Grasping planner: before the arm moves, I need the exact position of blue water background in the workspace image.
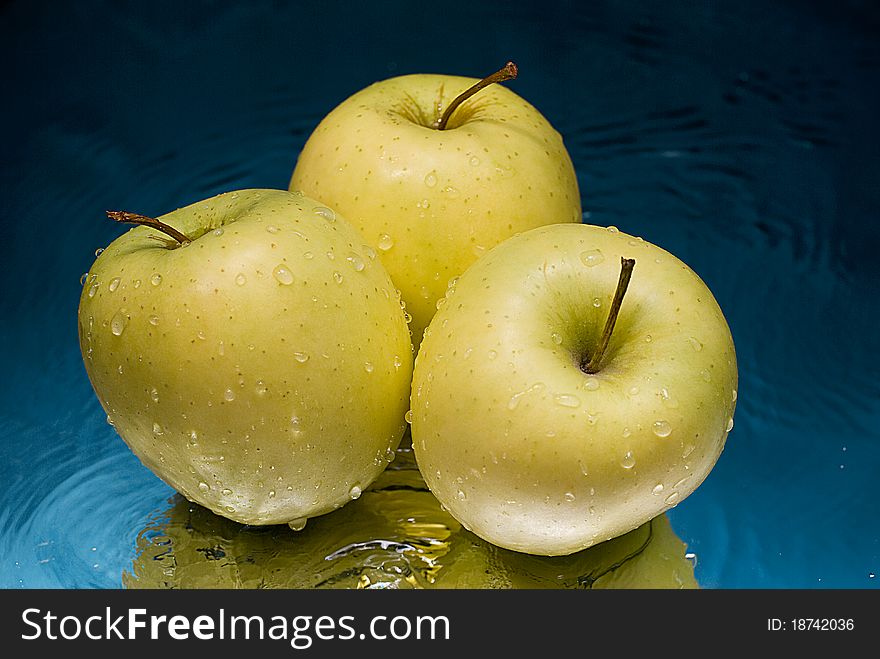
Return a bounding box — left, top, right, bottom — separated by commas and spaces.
1, 0, 878, 588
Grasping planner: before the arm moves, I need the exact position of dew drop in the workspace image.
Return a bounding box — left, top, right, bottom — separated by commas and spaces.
363, 361, 374, 373
405, 410, 414, 424
579, 249, 604, 267
377, 234, 394, 251
265, 224, 279, 234
732, 389, 738, 402
188, 430, 198, 446
110, 311, 127, 336
288, 518, 307, 531
469, 156, 480, 166
424, 171, 438, 187
80, 273, 88, 286
198, 481, 209, 493
456, 489, 467, 501
148, 314, 159, 326
235, 273, 247, 286
293, 351, 309, 363
700, 369, 712, 382
349, 484, 362, 500
487, 349, 498, 360
313, 206, 336, 221
682, 443, 696, 458
622, 427, 632, 438
620, 451, 636, 469
652, 420, 672, 437
347, 254, 365, 272
584, 377, 599, 391
664, 492, 680, 505
726, 417, 734, 432
303, 251, 314, 260
578, 460, 589, 476
255, 380, 268, 396
442, 186, 459, 198
221, 488, 233, 496
149, 387, 160, 403
393, 355, 402, 370
94, 247, 104, 257
133, 279, 141, 289
224, 388, 235, 402
108, 277, 120, 292
606, 226, 619, 233
213, 228, 224, 237
688, 336, 703, 352
152, 422, 164, 435
554, 393, 581, 408
272, 264, 294, 285
150, 273, 162, 286
551, 332, 563, 345
652, 483, 665, 495
332, 271, 344, 284
88, 282, 99, 298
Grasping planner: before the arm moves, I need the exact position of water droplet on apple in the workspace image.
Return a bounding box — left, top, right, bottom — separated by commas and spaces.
148, 314, 159, 326
701, 369, 712, 382
424, 171, 438, 187
272, 264, 294, 285
198, 481, 209, 493
732, 389, 738, 402
188, 430, 198, 446
488, 350, 498, 360
313, 206, 336, 222
584, 377, 600, 391
88, 282, 99, 298
622, 427, 632, 438
133, 279, 141, 288
592, 297, 602, 308
224, 505, 236, 514
293, 351, 309, 363
469, 156, 480, 166
404, 410, 414, 424
80, 273, 88, 286
235, 273, 247, 286
213, 227, 224, 237
266, 225, 279, 234
682, 443, 696, 458
149, 387, 159, 403
579, 249, 604, 267
349, 484, 362, 500
564, 492, 576, 502
620, 451, 636, 469
726, 417, 734, 432
221, 488, 233, 496
347, 253, 365, 271
108, 277, 120, 292
606, 226, 619, 233
106, 414, 114, 427
627, 386, 640, 397
554, 393, 581, 408
664, 492, 680, 505
442, 186, 460, 198
377, 234, 394, 251
110, 311, 127, 336
224, 388, 235, 402
652, 483, 665, 495
551, 332, 563, 345
363, 361, 374, 373
688, 336, 703, 351
659, 387, 679, 408
419, 285, 431, 299
435, 297, 447, 310
288, 518, 307, 531
652, 420, 672, 437
333, 271, 344, 284
94, 247, 104, 257
116, 365, 123, 374
152, 422, 163, 435
150, 273, 162, 286
255, 381, 268, 396
456, 489, 467, 501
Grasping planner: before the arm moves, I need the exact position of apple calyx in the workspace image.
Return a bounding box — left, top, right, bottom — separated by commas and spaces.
432, 61, 518, 130
581, 257, 635, 374
106, 210, 191, 247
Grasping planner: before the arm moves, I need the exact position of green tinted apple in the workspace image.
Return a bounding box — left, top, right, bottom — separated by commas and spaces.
78, 189, 413, 526
289, 63, 581, 348
411, 223, 737, 555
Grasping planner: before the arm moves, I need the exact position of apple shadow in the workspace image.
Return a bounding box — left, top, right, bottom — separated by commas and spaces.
123, 442, 698, 589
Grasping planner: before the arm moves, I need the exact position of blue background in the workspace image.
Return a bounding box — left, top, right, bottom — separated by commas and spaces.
1, 0, 878, 588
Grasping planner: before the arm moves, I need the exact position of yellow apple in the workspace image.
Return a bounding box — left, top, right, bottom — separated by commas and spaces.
411, 223, 738, 555
78, 189, 413, 526
289, 63, 581, 348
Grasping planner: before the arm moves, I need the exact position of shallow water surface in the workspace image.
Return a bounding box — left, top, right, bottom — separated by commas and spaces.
0, 0, 878, 588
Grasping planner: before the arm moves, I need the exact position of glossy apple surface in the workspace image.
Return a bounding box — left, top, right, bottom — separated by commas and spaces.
289, 71, 581, 347
411, 223, 737, 555
78, 189, 413, 525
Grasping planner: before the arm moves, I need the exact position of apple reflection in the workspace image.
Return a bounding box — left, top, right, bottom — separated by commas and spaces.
124, 440, 698, 589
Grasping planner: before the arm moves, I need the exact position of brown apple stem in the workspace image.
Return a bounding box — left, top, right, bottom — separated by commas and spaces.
106, 210, 191, 246
582, 257, 636, 374
433, 61, 518, 130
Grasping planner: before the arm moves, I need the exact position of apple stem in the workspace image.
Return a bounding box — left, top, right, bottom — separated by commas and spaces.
433, 61, 518, 130
106, 210, 191, 246
582, 257, 636, 374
